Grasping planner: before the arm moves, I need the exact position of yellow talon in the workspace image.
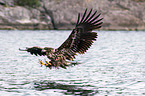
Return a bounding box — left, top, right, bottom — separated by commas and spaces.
39, 60, 45, 66
45, 60, 52, 65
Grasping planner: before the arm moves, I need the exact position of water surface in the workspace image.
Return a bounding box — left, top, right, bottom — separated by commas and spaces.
0, 30, 145, 96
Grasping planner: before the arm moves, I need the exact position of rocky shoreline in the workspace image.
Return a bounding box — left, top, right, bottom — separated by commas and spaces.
0, 0, 144, 30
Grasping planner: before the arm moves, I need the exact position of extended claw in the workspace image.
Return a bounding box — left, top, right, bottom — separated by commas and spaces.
45, 59, 52, 66
39, 60, 45, 66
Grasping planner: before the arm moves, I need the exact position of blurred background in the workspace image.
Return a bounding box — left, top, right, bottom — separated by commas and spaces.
0, 0, 144, 30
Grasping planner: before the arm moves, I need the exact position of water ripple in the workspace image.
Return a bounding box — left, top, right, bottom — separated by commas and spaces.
0, 30, 145, 95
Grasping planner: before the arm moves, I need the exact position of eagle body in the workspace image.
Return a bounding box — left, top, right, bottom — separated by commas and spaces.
19, 9, 103, 69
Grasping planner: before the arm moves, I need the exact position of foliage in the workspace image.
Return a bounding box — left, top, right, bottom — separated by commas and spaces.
14, 0, 41, 8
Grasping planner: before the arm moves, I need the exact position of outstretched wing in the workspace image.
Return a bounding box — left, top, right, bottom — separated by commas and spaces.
55, 9, 103, 61
19, 46, 46, 56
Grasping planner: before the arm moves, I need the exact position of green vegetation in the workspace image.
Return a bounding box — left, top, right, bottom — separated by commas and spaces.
14, 0, 41, 8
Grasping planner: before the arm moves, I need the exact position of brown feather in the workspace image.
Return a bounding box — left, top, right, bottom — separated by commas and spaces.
20, 9, 103, 69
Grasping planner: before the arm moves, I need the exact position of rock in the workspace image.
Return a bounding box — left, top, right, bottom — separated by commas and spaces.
40, 0, 145, 30
101, 0, 145, 30
0, 6, 53, 29
0, 0, 14, 6
0, 0, 144, 30
41, 0, 89, 29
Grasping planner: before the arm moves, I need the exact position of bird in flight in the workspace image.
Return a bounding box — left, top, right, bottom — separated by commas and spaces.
19, 9, 103, 69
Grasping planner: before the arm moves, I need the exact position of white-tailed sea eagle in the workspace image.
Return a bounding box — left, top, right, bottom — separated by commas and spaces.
19, 9, 103, 69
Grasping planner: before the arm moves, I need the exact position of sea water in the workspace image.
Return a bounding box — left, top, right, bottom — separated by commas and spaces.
0, 30, 145, 96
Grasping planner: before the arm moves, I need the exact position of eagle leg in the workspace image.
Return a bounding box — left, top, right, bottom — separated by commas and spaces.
39, 60, 45, 66
45, 59, 52, 66
39, 59, 52, 69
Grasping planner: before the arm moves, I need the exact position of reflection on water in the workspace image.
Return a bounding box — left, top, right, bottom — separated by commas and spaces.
0, 30, 145, 96
34, 80, 98, 95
